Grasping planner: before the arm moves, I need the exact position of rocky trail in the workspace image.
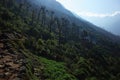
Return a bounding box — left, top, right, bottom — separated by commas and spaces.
0, 32, 27, 80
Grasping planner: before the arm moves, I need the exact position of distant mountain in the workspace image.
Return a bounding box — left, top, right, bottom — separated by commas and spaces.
83, 14, 120, 36
100, 15, 120, 36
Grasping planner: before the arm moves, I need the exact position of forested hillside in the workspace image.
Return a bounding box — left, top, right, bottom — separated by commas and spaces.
0, 0, 120, 80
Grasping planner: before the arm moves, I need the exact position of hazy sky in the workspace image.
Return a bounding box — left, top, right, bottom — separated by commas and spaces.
56, 0, 120, 17
56, 0, 120, 35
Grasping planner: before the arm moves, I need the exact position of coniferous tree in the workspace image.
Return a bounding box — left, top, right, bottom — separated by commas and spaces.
41, 7, 46, 27
56, 18, 62, 46
72, 23, 80, 41
49, 11, 55, 33
61, 18, 69, 42
31, 9, 36, 26
37, 9, 41, 25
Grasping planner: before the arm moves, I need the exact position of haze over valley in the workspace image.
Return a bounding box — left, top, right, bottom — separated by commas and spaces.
57, 0, 120, 36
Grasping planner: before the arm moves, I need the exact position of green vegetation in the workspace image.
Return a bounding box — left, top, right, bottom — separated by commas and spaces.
0, 0, 120, 80
39, 57, 77, 80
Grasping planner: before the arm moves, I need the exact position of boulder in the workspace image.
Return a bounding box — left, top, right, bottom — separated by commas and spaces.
5, 72, 12, 76
0, 43, 4, 48
0, 73, 5, 78
19, 66, 26, 73
4, 67, 10, 72
0, 55, 4, 59
0, 64, 5, 69
5, 63, 12, 67
34, 72, 40, 77
13, 60, 20, 64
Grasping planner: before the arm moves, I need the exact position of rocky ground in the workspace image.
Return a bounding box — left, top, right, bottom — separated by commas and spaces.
0, 32, 27, 80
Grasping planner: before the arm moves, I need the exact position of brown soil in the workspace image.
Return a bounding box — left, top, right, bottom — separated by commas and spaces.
0, 33, 26, 80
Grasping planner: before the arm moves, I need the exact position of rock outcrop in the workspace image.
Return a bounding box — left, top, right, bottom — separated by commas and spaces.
0, 32, 27, 80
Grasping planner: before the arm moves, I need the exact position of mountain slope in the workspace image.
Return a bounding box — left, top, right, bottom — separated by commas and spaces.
28, 0, 120, 43
0, 0, 120, 80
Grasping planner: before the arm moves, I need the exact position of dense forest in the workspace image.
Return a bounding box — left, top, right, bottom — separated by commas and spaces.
0, 0, 120, 80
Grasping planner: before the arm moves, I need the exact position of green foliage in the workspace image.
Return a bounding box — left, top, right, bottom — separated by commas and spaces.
36, 38, 45, 51
38, 57, 77, 80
